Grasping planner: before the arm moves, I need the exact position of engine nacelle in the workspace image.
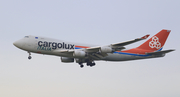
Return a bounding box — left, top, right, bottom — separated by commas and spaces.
100, 47, 113, 53
61, 57, 74, 63
73, 51, 86, 57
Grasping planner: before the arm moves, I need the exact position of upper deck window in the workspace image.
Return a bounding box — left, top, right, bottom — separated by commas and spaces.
24, 36, 29, 38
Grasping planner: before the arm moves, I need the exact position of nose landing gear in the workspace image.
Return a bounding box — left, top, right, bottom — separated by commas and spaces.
28, 56, 32, 59
28, 52, 32, 60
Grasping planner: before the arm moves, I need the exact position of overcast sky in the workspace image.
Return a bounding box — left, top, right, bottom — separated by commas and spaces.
0, 0, 180, 97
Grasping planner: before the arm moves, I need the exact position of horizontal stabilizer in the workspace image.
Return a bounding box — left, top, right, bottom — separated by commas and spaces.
146, 49, 175, 55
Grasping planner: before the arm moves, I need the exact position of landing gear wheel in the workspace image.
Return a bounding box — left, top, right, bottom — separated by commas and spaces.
28, 56, 32, 60
79, 63, 84, 68
87, 62, 91, 66
80, 65, 84, 68
28, 52, 32, 60
90, 62, 96, 67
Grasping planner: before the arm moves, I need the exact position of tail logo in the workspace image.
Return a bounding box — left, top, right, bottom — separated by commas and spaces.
149, 36, 161, 49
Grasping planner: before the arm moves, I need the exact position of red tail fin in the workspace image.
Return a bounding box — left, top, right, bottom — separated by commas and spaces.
137, 29, 170, 51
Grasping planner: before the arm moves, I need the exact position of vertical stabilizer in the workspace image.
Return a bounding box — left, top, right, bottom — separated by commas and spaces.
137, 29, 170, 51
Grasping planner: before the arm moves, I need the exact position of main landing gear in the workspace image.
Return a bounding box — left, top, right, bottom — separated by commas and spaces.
87, 62, 96, 67
78, 62, 96, 68
28, 52, 32, 60
79, 63, 84, 68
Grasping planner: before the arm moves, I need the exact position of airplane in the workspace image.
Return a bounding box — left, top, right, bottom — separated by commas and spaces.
13, 29, 174, 68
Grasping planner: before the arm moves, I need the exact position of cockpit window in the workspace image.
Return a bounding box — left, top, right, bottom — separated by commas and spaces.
24, 36, 29, 38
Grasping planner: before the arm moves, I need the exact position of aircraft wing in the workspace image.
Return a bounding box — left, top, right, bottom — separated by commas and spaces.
54, 34, 150, 59
85, 34, 149, 52
86, 46, 100, 52
58, 49, 74, 53
53, 49, 74, 56
54, 48, 108, 59
111, 34, 150, 47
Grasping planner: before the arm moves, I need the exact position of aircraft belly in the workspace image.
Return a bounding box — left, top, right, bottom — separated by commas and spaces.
103, 53, 165, 61
102, 53, 148, 61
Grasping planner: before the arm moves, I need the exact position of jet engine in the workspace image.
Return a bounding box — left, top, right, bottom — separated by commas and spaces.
73, 51, 86, 57
61, 57, 74, 63
100, 47, 113, 53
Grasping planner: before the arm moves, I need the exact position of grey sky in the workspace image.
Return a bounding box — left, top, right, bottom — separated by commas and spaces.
0, 0, 180, 97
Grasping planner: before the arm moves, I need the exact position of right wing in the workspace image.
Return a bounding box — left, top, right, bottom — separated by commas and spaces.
111, 34, 150, 47
54, 34, 150, 60
85, 34, 150, 52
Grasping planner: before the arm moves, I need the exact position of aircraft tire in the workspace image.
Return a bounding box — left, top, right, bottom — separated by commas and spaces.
80, 65, 84, 68
90, 63, 95, 67
28, 56, 32, 60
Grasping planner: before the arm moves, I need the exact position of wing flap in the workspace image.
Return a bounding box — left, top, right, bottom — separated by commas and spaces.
88, 54, 100, 60
94, 53, 104, 58
86, 46, 100, 52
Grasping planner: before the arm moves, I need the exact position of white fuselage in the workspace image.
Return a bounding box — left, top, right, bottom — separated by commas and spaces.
14, 35, 163, 62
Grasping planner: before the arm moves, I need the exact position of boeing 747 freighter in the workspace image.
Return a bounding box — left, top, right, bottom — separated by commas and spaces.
13, 29, 174, 68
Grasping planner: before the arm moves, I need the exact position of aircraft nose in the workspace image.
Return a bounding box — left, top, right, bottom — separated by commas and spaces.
13, 40, 23, 48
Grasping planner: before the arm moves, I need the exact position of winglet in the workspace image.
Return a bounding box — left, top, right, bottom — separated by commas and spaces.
141, 34, 150, 39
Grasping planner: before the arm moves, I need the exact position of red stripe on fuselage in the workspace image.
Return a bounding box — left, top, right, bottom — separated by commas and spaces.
121, 48, 153, 54
75, 45, 89, 48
